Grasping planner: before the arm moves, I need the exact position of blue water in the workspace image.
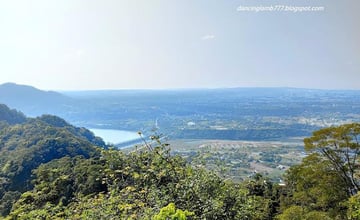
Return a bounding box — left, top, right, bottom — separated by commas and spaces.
89, 128, 140, 145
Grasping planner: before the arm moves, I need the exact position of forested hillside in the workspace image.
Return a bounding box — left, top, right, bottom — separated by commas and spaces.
0, 105, 105, 216
0, 104, 26, 125
0, 104, 360, 219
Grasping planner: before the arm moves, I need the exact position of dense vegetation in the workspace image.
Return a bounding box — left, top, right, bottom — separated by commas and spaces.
0, 104, 360, 219
0, 104, 105, 216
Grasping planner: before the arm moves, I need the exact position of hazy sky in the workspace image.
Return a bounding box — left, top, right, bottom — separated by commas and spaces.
0, 0, 359, 90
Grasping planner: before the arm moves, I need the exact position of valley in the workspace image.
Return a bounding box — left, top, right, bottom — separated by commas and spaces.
1, 83, 360, 180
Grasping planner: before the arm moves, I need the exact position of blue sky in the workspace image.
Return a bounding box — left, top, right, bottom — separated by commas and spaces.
0, 0, 359, 90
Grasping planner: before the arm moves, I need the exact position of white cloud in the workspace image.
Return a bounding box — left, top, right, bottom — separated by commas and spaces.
201, 34, 215, 40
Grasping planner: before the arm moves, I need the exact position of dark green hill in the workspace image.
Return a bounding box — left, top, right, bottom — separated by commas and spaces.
0, 105, 106, 215
0, 104, 26, 125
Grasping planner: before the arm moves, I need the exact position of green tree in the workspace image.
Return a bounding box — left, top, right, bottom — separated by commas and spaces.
278, 123, 360, 219
347, 192, 360, 220
0, 104, 26, 125
279, 153, 348, 218
304, 123, 360, 196
153, 203, 193, 220
276, 205, 332, 220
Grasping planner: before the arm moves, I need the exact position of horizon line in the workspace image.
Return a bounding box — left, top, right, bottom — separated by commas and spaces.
1, 82, 360, 92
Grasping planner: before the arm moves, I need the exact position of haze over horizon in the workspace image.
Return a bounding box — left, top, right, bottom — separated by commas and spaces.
2, 81, 360, 92
1, 0, 359, 91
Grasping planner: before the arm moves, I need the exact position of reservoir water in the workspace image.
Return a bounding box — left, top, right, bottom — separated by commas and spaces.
89, 128, 140, 145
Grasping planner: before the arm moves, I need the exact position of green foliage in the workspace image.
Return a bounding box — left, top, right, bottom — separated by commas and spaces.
2, 105, 358, 219
276, 206, 332, 220
278, 123, 360, 219
7, 136, 280, 219
304, 123, 360, 196
37, 114, 106, 148
153, 203, 193, 220
279, 153, 348, 218
0, 191, 21, 216
347, 192, 360, 220
0, 106, 106, 216
0, 104, 26, 125
8, 156, 106, 219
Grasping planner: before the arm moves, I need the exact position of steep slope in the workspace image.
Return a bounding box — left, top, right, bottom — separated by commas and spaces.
0, 104, 106, 215
0, 104, 26, 125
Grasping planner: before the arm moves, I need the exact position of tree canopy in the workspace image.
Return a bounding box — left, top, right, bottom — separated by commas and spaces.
1, 103, 360, 219
304, 123, 360, 196
279, 123, 360, 219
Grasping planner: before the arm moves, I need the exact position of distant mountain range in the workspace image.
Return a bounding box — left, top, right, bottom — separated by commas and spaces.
0, 83, 74, 117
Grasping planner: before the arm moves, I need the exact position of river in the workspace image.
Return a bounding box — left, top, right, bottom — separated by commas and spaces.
89, 128, 140, 145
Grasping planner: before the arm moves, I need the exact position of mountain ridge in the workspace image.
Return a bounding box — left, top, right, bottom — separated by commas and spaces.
0, 82, 74, 117
0, 104, 106, 215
